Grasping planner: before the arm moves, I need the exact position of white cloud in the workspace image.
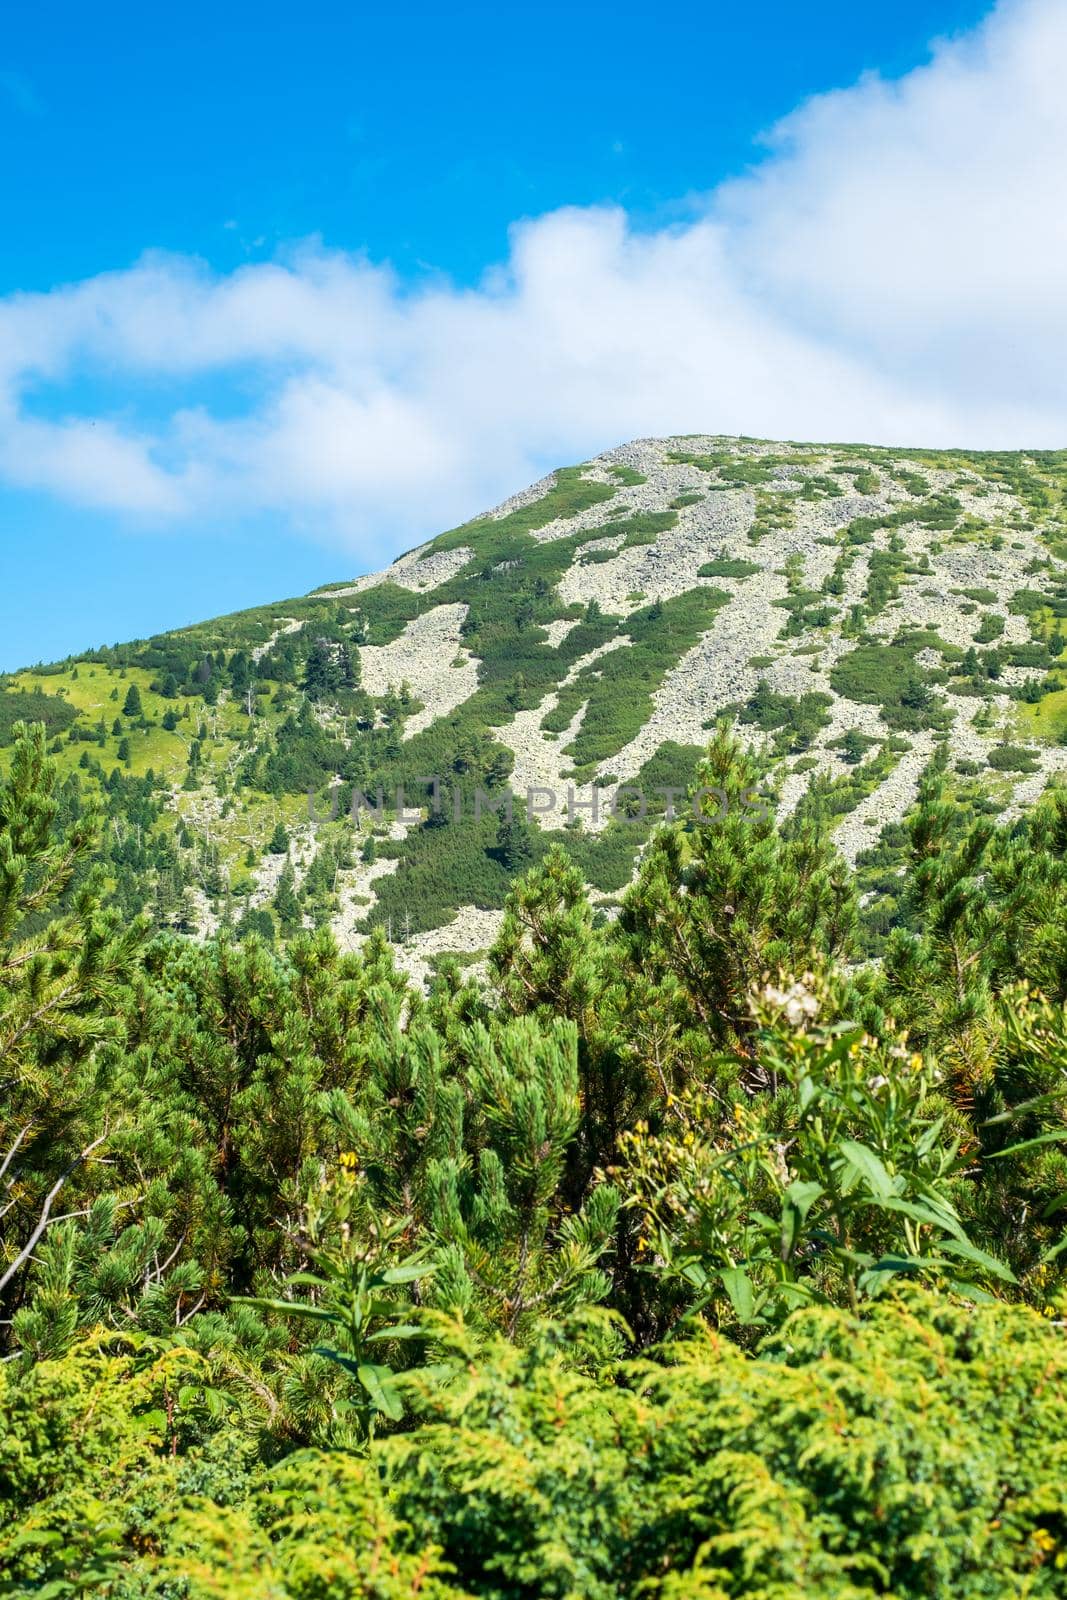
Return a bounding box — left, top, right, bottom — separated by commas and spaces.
0, 0, 1064, 568
717, 0, 1067, 406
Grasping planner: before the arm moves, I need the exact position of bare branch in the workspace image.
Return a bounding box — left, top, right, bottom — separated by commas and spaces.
0, 1125, 30, 1187
0, 1131, 108, 1294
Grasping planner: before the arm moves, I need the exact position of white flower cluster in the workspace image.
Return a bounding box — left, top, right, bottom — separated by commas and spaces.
760, 979, 820, 1028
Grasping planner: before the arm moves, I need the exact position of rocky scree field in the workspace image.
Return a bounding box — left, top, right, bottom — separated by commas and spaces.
5, 434, 1067, 980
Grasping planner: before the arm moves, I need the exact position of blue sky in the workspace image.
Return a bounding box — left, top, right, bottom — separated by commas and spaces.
1, 0, 1060, 671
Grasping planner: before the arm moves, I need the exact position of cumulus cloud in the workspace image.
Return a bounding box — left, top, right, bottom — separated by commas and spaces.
0, 0, 1064, 567
718, 0, 1067, 404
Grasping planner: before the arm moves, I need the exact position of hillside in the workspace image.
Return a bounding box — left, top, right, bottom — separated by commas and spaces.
8, 439, 1067, 1597
5, 434, 1067, 977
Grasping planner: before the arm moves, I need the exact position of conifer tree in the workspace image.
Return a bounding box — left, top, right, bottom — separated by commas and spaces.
303, 641, 339, 701
329, 1004, 620, 1338
273, 859, 301, 934
339, 642, 359, 689
495, 809, 535, 872
228, 651, 251, 696
620, 728, 856, 1064
878, 773, 1067, 1078
490, 847, 647, 1221
0, 724, 144, 1326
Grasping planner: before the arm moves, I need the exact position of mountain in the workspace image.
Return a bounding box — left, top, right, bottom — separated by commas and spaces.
5, 434, 1067, 978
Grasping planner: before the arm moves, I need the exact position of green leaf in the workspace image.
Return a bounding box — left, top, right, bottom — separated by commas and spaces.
179, 1383, 228, 1418
872, 1194, 965, 1241
781, 1180, 824, 1258
838, 1139, 894, 1200
312, 1348, 405, 1419
234, 1295, 340, 1324
366, 1323, 421, 1341
981, 1090, 1067, 1127
937, 1237, 1017, 1283
314, 1346, 361, 1378
945, 1279, 998, 1304
914, 1116, 946, 1157
681, 1258, 710, 1291
3, 1530, 64, 1551
379, 1262, 435, 1284
1041, 1231, 1067, 1265
863, 1253, 925, 1273
719, 1267, 756, 1324
857, 1262, 908, 1297
356, 1361, 404, 1420
986, 1129, 1067, 1159
367, 1296, 406, 1320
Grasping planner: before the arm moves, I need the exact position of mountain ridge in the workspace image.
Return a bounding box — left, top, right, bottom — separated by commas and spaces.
4, 433, 1067, 982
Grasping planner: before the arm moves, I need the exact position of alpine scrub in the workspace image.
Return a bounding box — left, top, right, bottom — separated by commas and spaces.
3, 706, 1067, 1594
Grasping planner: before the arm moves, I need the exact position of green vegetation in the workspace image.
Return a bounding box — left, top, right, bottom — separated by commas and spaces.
737, 679, 833, 754
797, 471, 844, 499
865, 539, 907, 613
433, 464, 617, 552
748, 487, 797, 544
974, 611, 1006, 643
667, 448, 781, 486
0, 686, 78, 743
7, 720, 1067, 1594
987, 741, 1041, 773
542, 588, 728, 775
579, 509, 678, 561
831, 637, 954, 731
697, 555, 760, 579
4, 438, 1066, 965
774, 587, 836, 636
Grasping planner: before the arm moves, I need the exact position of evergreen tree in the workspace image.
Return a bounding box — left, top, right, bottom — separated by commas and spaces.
496, 810, 536, 873
328, 1002, 619, 1339
304, 641, 340, 701
877, 773, 1067, 1079
122, 684, 142, 718
621, 728, 856, 1063
228, 651, 251, 696
0, 723, 144, 1324
273, 859, 301, 933
339, 642, 359, 689
841, 728, 868, 765
491, 846, 641, 1208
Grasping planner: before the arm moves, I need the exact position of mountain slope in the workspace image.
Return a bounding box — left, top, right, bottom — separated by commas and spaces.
5, 435, 1067, 978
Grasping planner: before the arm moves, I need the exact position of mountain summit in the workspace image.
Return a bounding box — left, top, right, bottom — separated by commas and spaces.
5, 435, 1067, 978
